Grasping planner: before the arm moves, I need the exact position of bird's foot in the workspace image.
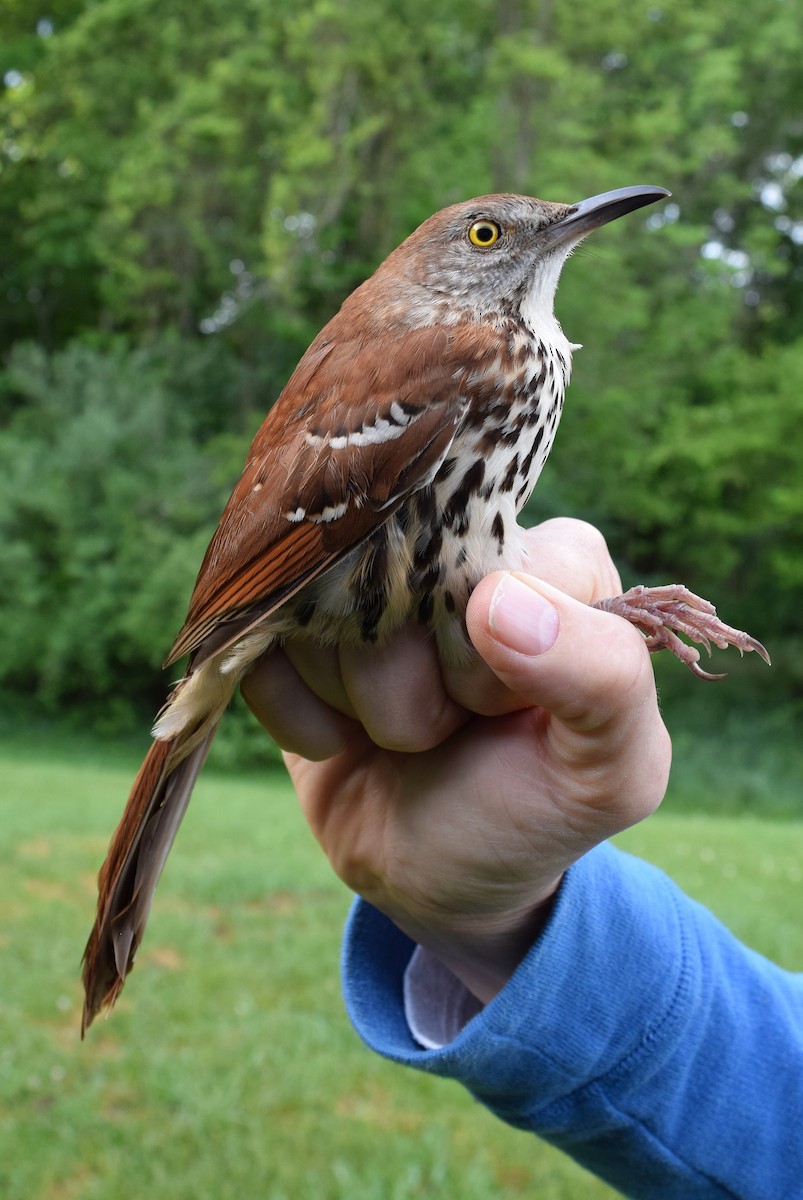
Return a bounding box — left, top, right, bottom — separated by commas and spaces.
593, 584, 771, 681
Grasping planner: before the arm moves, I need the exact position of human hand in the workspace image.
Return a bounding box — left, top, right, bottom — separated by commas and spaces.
242, 519, 671, 1003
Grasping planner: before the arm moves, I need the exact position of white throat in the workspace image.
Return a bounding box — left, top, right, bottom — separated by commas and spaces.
519, 251, 580, 361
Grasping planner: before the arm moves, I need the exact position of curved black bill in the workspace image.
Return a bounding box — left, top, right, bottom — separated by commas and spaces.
547, 185, 671, 246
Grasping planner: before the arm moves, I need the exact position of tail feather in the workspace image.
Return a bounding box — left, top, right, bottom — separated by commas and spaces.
81, 727, 217, 1036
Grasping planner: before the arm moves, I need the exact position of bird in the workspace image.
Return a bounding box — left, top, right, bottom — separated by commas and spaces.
81, 185, 768, 1034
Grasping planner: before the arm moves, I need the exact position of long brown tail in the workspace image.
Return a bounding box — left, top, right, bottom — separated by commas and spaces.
81, 727, 217, 1035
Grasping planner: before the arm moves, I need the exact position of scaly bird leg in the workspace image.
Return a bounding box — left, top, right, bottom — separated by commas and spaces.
593, 584, 771, 681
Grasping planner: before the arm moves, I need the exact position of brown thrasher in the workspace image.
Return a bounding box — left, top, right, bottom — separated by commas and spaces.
81, 185, 768, 1033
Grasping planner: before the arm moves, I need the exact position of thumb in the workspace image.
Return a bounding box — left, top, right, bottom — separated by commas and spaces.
466, 571, 657, 735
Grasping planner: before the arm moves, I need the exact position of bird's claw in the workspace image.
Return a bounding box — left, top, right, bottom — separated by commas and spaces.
594, 584, 770, 681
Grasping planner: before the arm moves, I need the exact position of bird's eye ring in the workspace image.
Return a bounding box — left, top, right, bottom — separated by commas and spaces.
468, 220, 501, 248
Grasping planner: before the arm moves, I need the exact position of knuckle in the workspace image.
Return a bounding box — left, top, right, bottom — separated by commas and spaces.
568, 521, 620, 597
570, 518, 611, 557
577, 614, 654, 724
542, 516, 611, 559
367, 699, 459, 752
523, 518, 620, 603
615, 721, 672, 827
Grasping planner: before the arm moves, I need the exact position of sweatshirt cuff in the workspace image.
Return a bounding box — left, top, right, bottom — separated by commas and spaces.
341, 841, 699, 1121
403, 944, 484, 1048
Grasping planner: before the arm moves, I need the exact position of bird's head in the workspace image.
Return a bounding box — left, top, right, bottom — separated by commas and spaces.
373, 186, 670, 327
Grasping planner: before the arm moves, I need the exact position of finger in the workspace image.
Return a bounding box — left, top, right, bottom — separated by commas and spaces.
438, 653, 532, 716
241, 649, 360, 760
337, 623, 468, 752
283, 639, 358, 719
288, 623, 534, 724
518, 518, 622, 603
467, 571, 671, 822
468, 571, 654, 730
284, 628, 506, 729
437, 519, 623, 716
467, 568, 667, 742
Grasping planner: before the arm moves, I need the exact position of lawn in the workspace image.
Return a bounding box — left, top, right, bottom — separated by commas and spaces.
1, 734, 801, 1199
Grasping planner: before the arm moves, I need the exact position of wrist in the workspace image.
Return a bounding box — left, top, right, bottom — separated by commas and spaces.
393, 878, 562, 1005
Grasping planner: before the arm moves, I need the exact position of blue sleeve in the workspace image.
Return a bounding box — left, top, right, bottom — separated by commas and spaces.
341, 841, 803, 1199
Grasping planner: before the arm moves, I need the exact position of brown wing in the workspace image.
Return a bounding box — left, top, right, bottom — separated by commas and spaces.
166, 317, 500, 665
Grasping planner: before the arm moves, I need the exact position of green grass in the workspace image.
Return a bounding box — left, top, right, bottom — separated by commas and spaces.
651, 653, 803, 820
1, 735, 801, 1200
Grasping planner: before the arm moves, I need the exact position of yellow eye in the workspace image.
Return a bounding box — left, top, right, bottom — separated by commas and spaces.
468, 219, 501, 248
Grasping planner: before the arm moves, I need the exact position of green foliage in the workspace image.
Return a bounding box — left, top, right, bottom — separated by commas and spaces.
0, 341, 224, 723
2, 737, 801, 1198
1, 0, 801, 735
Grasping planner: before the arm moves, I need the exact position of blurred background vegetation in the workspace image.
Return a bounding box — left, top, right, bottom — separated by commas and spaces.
1, 0, 801, 761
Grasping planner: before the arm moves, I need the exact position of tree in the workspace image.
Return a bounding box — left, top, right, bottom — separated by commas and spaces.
0, 341, 226, 721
